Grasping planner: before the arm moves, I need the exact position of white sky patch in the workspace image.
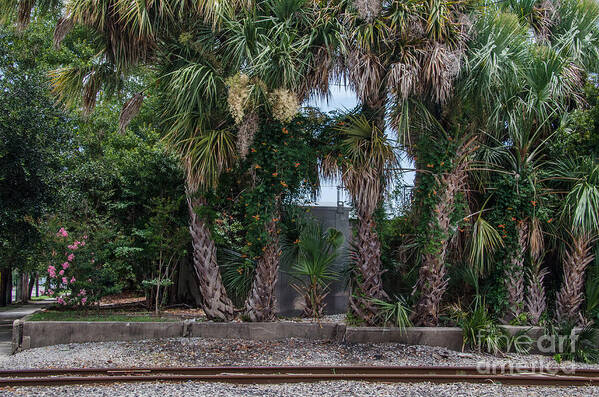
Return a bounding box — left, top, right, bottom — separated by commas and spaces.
307, 86, 415, 208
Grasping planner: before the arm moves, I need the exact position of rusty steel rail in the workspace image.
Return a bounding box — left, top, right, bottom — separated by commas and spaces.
0, 366, 598, 387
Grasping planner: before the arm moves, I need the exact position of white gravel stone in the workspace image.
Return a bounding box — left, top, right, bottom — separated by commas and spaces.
3, 381, 599, 397
1, 337, 598, 396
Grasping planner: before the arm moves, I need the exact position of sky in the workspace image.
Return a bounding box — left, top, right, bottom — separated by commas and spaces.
308, 85, 415, 207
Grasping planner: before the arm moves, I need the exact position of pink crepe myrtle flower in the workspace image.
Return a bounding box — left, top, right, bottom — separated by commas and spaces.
62, 277, 68, 284
67, 253, 75, 261
59, 269, 64, 276
70, 277, 76, 284
56, 228, 68, 238
47, 266, 56, 278
83, 235, 88, 240
80, 241, 85, 247
47, 289, 53, 295
78, 289, 86, 296
62, 262, 69, 270
81, 297, 87, 304
67, 244, 78, 250
57, 297, 65, 305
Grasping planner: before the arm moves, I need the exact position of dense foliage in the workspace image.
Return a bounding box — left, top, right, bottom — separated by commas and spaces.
0, 0, 599, 362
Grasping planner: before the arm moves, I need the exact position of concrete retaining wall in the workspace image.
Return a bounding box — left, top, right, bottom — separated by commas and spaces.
11, 319, 552, 355
189, 322, 346, 341
13, 320, 184, 351
345, 326, 464, 351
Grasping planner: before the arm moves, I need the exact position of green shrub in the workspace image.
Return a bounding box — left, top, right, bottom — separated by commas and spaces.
371, 296, 413, 332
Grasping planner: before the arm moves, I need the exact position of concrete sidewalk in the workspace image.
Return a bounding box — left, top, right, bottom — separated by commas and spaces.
0, 303, 48, 356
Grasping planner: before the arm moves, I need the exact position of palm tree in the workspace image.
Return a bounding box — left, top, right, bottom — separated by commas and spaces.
554, 159, 599, 324
9, 0, 336, 322
2, 0, 243, 320
322, 114, 396, 324
336, 0, 468, 325
454, 0, 599, 323
219, 0, 341, 321
410, 132, 478, 326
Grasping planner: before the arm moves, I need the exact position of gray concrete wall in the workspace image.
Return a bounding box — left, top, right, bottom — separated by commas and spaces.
13, 320, 562, 356
345, 327, 463, 351
15, 320, 183, 349
11, 320, 468, 353
276, 205, 351, 316
189, 322, 345, 341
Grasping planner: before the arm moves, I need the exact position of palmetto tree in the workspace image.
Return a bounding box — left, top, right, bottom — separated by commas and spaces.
455, 0, 599, 323
3, 0, 339, 321
336, 0, 469, 324
0, 0, 250, 320
554, 158, 599, 324
322, 114, 397, 324
341, 0, 469, 134
218, 0, 341, 321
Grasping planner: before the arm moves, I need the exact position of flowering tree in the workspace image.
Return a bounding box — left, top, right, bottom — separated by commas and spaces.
45, 227, 93, 306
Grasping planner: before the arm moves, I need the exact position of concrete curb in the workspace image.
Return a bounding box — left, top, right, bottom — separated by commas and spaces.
345, 326, 463, 351
189, 322, 346, 341
18, 321, 184, 350
10, 306, 47, 354
12, 320, 554, 354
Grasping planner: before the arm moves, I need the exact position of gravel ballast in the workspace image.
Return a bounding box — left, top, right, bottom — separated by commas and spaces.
3, 381, 599, 397
1, 336, 599, 396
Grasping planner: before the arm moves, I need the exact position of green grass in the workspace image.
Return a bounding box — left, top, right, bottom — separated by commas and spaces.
30, 295, 52, 301
28, 311, 178, 322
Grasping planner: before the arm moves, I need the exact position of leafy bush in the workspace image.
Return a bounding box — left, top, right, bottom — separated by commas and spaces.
43, 226, 108, 306
449, 296, 532, 354
135, 196, 188, 313
371, 296, 413, 332
548, 322, 599, 364
219, 248, 256, 307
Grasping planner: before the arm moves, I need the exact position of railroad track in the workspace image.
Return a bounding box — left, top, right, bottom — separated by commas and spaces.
0, 365, 598, 387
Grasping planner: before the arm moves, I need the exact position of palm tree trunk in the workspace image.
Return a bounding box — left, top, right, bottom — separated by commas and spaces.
410, 179, 452, 327
344, 100, 388, 325
412, 140, 473, 326
556, 234, 594, 324
349, 214, 387, 325
245, 215, 281, 321
526, 264, 548, 325
187, 197, 234, 321
504, 221, 528, 321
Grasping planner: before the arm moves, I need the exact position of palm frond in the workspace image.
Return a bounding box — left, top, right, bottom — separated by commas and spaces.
118, 92, 144, 133
165, 127, 236, 193
53, 15, 74, 49
469, 213, 504, 276
552, 0, 599, 71
559, 162, 599, 235
335, 114, 398, 217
